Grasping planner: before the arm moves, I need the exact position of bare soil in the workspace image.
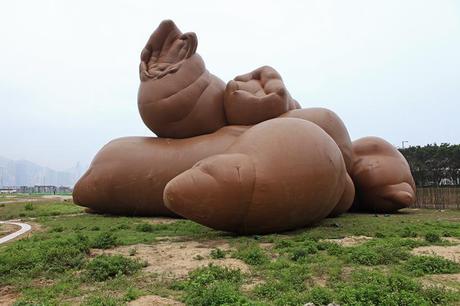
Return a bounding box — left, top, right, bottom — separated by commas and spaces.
128, 295, 185, 306
92, 240, 250, 279
0, 286, 19, 306
411, 244, 460, 263
323, 235, 373, 247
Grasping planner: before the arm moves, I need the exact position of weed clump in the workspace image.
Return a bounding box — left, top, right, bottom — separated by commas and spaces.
135, 222, 155, 232
347, 240, 410, 265
404, 255, 460, 276
91, 232, 118, 249
425, 232, 441, 243
210, 248, 225, 259
336, 269, 455, 305
234, 243, 268, 265
177, 264, 249, 306
85, 255, 144, 281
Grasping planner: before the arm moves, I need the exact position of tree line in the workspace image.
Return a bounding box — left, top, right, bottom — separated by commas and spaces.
399, 143, 460, 187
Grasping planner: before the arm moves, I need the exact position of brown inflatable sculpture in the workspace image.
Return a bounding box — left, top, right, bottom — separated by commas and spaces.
224, 66, 300, 125
351, 137, 416, 213
138, 20, 226, 138
164, 118, 348, 234
73, 19, 416, 234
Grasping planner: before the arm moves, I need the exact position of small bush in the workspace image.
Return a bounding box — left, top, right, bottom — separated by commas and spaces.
49, 226, 64, 233
347, 241, 409, 265
91, 232, 118, 249
135, 223, 155, 232
306, 287, 334, 305
400, 226, 417, 238
404, 255, 460, 276
234, 244, 268, 265
317, 241, 343, 256
425, 232, 441, 243
24, 203, 34, 211
210, 248, 225, 259
85, 255, 143, 281
180, 265, 248, 306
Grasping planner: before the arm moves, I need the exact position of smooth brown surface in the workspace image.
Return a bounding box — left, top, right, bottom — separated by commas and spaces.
164, 118, 347, 234
351, 136, 416, 213
224, 66, 300, 125
138, 20, 226, 138
280, 108, 353, 173
329, 174, 355, 217
73, 126, 248, 216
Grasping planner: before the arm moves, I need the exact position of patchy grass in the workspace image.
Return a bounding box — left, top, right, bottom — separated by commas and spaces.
404, 255, 460, 276
0, 201, 459, 305
0, 199, 83, 220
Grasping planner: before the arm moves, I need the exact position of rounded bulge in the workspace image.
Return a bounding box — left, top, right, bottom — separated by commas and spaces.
164, 118, 348, 234
224, 66, 300, 125
351, 136, 416, 212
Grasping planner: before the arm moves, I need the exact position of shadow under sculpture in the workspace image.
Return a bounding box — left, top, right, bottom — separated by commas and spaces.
73, 19, 416, 234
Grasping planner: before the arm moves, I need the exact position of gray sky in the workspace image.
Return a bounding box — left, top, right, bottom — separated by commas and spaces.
1, 0, 459, 171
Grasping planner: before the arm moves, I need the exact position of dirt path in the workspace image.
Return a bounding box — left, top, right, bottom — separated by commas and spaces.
0, 221, 32, 244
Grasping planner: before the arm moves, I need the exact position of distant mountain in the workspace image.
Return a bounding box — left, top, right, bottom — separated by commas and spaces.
0, 157, 83, 187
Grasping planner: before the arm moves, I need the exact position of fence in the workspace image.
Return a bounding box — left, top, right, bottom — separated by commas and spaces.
413, 187, 460, 209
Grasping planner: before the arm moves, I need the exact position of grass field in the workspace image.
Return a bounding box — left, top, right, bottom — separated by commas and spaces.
0, 196, 459, 306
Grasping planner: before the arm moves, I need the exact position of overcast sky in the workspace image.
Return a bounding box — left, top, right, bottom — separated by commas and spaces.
1, 1, 459, 171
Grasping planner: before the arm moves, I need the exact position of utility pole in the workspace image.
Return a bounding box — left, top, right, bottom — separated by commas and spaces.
402, 140, 408, 149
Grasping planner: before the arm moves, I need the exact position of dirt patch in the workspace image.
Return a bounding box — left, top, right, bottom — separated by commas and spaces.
0, 198, 41, 205
323, 235, 372, 247
92, 240, 250, 278
445, 237, 460, 244
0, 286, 19, 306
411, 244, 460, 263
41, 195, 73, 201
0, 223, 20, 236
128, 295, 184, 306
143, 217, 181, 225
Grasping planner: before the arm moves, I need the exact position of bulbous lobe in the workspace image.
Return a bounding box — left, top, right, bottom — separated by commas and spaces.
351, 136, 416, 213
164, 118, 348, 234
72, 126, 248, 216
280, 108, 353, 174
138, 20, 226, 138
224, 66, 300, 125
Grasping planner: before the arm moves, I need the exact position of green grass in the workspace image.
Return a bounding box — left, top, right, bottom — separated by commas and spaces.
0, 200, 459, 305
0, 200, 83, 220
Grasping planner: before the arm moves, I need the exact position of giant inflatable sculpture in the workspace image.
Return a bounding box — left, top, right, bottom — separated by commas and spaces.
73, 20, 416, 234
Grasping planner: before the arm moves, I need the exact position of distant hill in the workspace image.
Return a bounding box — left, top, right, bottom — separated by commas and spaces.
0, 156, 83, 187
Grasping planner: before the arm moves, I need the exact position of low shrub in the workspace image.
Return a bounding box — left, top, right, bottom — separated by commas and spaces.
135, 222, 155, 232
404, 255, 460, 276
91, 232, 118, 249
210, 248, 225, 259
179, 265, 249, 306
85, 255, 144, 281
425, 232, 441, 243
234, 243, 268, 265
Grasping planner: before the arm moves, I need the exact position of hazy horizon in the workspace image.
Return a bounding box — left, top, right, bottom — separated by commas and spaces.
1, 1, 459, 171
